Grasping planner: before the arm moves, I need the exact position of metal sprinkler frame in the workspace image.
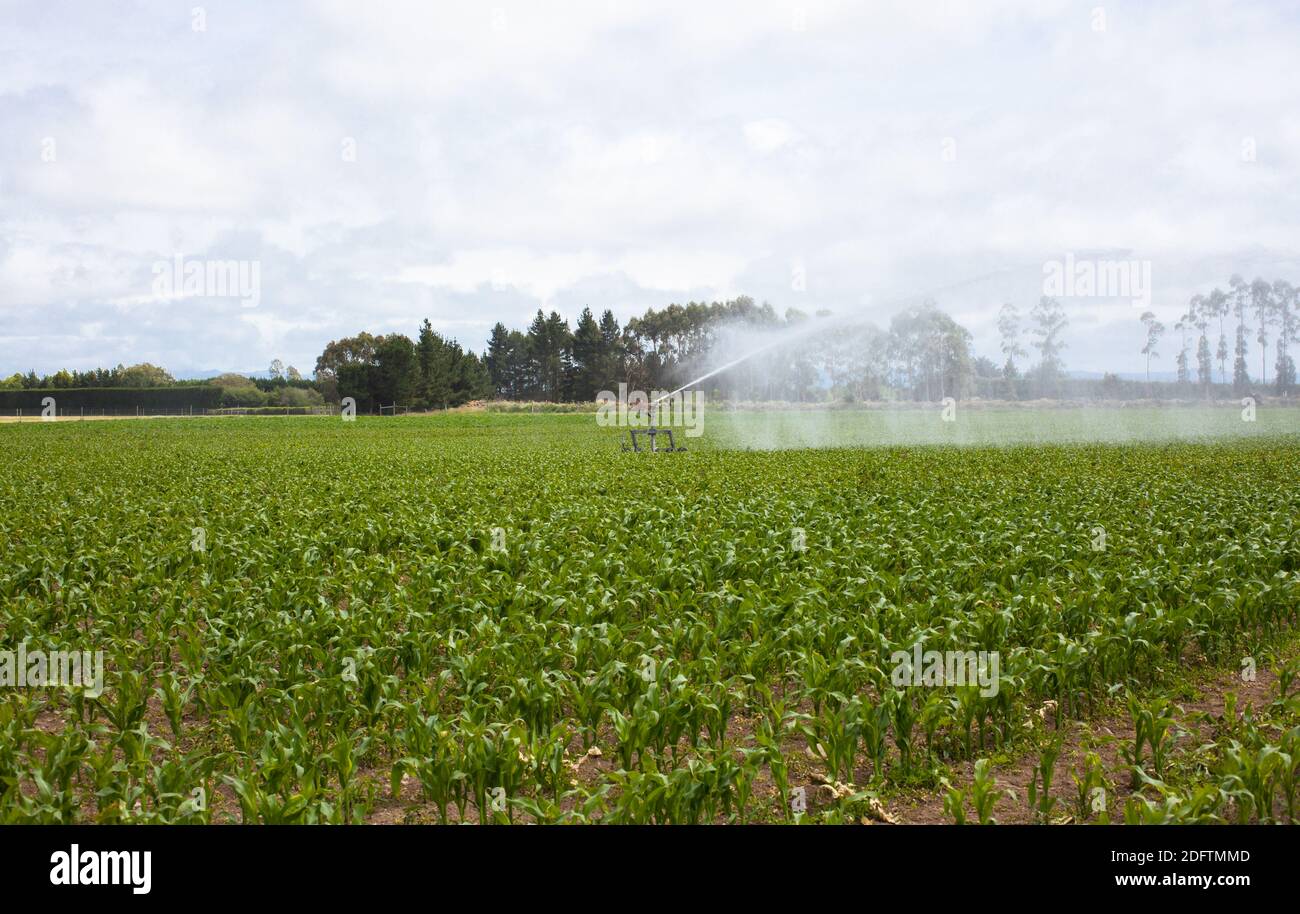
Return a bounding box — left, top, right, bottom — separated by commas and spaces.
621, 426, 687, 453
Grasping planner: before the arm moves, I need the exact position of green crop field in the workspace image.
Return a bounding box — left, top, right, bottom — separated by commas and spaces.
2, 408, 1299, 824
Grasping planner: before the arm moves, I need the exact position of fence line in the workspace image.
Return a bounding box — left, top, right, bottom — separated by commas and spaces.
0, 405, 340, 419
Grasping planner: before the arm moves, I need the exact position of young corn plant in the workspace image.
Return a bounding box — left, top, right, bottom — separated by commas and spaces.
890, 689, 919, 780
24, 727, 91, 823
1276, 727, 1300, 823
1071, 751, 1110, 823
732, 746, 766, 824
324, 725, 371, 824
391, 709, 459, 823
1026, 735, 1064, 824
753, 714, 791, 821
939, 759, 999, 825
940, 778, 968, 824
1122, 692, 1179, 787
1122, 784, 1225, 824
95, 669, 151, 735
1276, 657, 1299, 706
1217, 739, 1284, 824
799, 694, 861, 784
969, 758, 999, 824
859, 697, 890, 783
154, 672, 196, 739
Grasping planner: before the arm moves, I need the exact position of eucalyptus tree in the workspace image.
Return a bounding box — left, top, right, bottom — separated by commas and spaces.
1190, 294, 1212, 396
997, 303, 1026, 393
1250, 278, 1276, 387
1029, 296, 1068, 394
1206, 288, 1229, 384
1229, 274, 1252, 393
1139, 311, 1165, 392
1173, 308, 1192, 389
1273, 280, 1297, 395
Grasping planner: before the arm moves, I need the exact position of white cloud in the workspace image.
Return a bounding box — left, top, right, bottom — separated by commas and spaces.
743, 120, 797, 154
1, 0, 1299, 375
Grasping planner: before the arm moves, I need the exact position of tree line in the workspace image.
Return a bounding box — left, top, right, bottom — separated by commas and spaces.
474, 296, 1077, 404
313, 321, 493, 411
0, 363, 182, 390
11, 279, 1295, 411
0, 360, 324, 409
1162, 275, 1298, 395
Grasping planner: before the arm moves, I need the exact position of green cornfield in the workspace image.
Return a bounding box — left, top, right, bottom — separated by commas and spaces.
1, 409, 1298, 824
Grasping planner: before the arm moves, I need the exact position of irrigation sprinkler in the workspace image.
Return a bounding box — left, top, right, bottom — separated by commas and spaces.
621, 426, 687, 453
618, 312, 848, 454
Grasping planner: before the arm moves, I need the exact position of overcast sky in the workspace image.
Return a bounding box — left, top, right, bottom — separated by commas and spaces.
2, 0, 1299, 377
